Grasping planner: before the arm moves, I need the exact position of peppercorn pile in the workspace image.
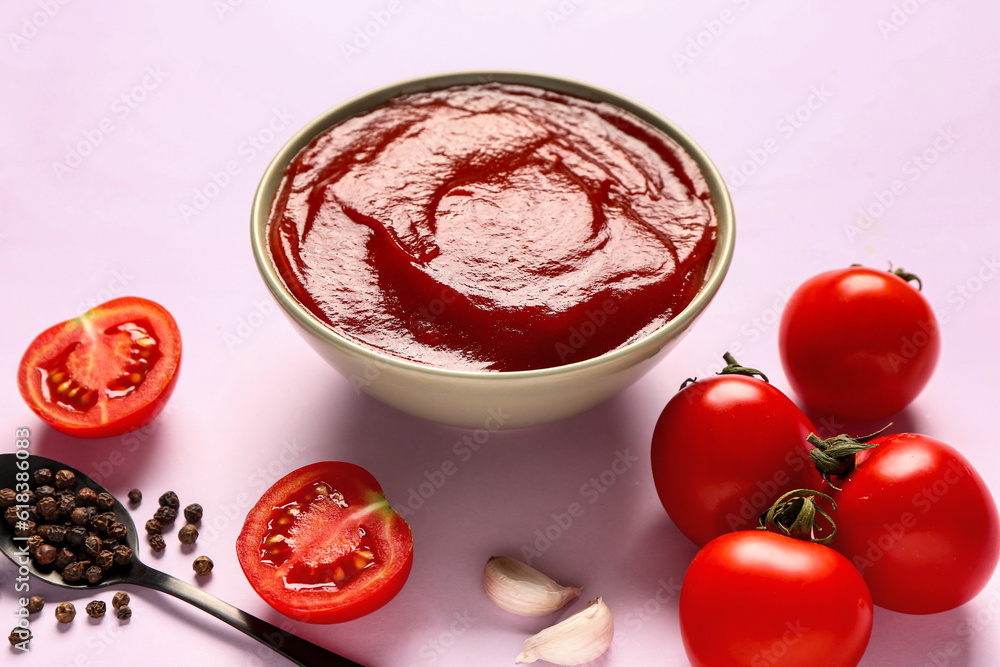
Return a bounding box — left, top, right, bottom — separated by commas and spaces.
1, 467, 133, 585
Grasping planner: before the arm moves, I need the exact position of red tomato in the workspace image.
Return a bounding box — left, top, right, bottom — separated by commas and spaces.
779, 266, 941, 422
651, 370, 822, 547
680, 530, 873, 667
827, 433, 1000, 614
16, 297, 182, 438
236, 461, 414, 623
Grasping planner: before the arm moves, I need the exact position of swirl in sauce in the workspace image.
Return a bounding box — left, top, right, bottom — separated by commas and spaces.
267, 83, 717, 371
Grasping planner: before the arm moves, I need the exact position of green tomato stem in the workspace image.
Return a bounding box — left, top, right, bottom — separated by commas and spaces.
758, 489, 838, 545
807, 424, 891, 490
717, 352, 769, 383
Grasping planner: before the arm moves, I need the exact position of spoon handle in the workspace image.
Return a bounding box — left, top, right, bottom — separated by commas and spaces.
135, 563, 365, 667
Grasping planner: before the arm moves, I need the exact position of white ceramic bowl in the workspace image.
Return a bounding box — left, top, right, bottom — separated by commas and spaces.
251, 71, 735, 429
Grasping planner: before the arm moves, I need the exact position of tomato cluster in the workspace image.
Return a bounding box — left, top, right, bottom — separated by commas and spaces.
651, 265, 1000, 666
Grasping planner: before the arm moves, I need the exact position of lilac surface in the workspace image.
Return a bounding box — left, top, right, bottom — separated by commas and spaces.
2, 2, 999, 666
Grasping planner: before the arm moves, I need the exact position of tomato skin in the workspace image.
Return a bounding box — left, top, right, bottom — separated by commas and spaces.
16, 297, 182, 438
236, 461, 413, 624
779, 266, 940, 422
650, 374, 823, 547
829, 433, 1000, 614
680, 531, 873, 667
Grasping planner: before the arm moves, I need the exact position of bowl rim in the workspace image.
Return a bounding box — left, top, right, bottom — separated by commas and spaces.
251, 69, 735, 381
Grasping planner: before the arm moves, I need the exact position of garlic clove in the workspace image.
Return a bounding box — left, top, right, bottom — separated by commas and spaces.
483, 556, 582, 617
516, 597, 614, 665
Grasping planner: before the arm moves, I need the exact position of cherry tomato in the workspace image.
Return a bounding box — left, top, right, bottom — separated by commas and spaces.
826, 433, 1000, 614
779, 266, 941, 422
651, 366, 823, 547
680, 530, 873, 667
17, 297, 182, 438
236, 461, 414, 623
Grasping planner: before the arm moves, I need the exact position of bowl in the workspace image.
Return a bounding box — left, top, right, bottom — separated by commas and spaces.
251, 70, 735, 430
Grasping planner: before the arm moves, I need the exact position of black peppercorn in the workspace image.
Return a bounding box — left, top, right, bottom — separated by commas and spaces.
85, 565, 104, 585
54, 469, 76, 490
0, 488, 16, 508
14, 520, 36, 538
55, 547, 76, 570
26, 596, 44, 614
33, 468, 53, 486
107, 522, 128, 542
66, 524, 89, 548
36, 496, 60, 521
145, 518, 163, 535
55, 602, 76, 623
112, 592, 130, 609
48, 524, 67, 543
128, 488, 142, 504
62, 560, 87, 582
83, 535, 102, 559
3, 506, 20, 525
89, 512, 112, 533
34, 543, 57, 566
8, 626, 31, 647
148, 533, 166, 552
153, 505, 177, 525
113, 545, 132, 566
96, 550, 115, 571
96, 492, 115, 512
158, 490, 180, 510
76, 486, 98, 507
34, 484, 56, 500
183, 503, 203, 524
86, 600, 106, 618
26, 534, 45, 556
178, 524, 199, 545
57, 494, 76, 517
71, 506, 96, 527
193, 555, 214, 576
116, 604, 132, 620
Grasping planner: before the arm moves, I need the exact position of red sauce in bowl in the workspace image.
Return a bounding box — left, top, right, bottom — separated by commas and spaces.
267, 83, 717, 371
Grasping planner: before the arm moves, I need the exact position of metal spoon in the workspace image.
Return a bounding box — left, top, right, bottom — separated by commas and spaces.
0, 453, 365, 667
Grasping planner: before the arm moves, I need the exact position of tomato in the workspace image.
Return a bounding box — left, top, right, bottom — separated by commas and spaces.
680, 530, 873, 667
236, 461, 413, 623
779, 266, 941, 422
16, 297, 182, 438
824, 432, 1000, 614
650, 361, 823, 547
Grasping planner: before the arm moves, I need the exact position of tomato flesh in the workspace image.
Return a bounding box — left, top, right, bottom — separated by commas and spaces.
237, 462, 413, 624
17, 297, 181, 438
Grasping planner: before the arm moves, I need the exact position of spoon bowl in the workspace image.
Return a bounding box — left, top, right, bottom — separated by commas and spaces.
0, 453, 363, 666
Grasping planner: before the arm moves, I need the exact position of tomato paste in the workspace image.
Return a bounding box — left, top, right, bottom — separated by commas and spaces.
267, 83, 717, 371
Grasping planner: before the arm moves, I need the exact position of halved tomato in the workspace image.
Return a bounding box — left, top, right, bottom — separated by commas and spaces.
17, 296, 182, 438
236, 462, 414, 624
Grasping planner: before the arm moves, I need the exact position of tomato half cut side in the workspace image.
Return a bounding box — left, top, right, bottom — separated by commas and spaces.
236, 461, 414, 624
17, 296, 182, 439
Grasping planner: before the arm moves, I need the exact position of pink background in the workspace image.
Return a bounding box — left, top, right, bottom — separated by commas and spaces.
2, 2, 999, 665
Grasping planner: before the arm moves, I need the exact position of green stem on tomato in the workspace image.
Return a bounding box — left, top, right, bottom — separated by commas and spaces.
758, 489, 838, 545
891, 267, 923, 291
717, 352, 769, 383
808, 424, 891, 490
677, 353, 768, 391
